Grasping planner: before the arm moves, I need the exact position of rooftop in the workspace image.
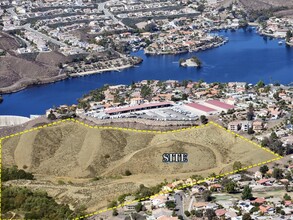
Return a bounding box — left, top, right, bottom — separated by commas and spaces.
186, 102, 216, 113
205, 100, 235, 109
105, 102, 173, 114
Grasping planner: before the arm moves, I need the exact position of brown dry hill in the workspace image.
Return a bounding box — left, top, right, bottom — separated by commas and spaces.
35, 51, 71, 66
238, 0, 293, 12
2, 121, 279, 212
0, 33, 20, 51
0, 32, 71, 93
0, 54, 59, 88
2, 121, 277, 179
221, 0, 293, 16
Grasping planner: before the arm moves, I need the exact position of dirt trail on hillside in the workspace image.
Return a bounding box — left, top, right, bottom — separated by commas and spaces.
2, 121, 278, 212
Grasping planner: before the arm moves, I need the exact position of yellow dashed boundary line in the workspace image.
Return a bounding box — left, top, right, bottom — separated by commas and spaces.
0, 118, 283, 220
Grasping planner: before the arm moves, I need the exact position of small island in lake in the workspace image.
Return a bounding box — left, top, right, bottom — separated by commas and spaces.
179, 56, 202, 68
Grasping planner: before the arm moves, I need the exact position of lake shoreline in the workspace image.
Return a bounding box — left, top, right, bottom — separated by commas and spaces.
0, 26, 262, 95
1, 28, 293, 116
0, 63, 138, 95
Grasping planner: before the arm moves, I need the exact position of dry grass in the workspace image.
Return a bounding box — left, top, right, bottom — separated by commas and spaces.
0, 33, 20, 51
2, 122, 278, 212
238, 0, 293, 16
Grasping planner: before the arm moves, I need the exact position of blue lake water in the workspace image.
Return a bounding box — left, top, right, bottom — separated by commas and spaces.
1, 28, 293, 116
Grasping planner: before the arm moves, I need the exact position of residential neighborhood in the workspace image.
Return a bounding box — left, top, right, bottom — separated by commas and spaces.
1, 0, 293, 220
47, 79, 293, 219
90, 158, 293, 220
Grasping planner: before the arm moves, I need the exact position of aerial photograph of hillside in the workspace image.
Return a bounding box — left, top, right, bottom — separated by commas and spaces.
1, 0, 293, 219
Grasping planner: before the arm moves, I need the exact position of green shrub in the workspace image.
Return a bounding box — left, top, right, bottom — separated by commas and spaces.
125, 170, 132, 176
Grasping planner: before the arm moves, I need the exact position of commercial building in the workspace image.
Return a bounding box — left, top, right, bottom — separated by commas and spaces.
105, 102, 173, 115
184, 103, 217, 116
204, 100, 235, 112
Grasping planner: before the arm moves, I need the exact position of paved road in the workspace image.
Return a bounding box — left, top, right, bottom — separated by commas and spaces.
7, 8, 17, 17
23, 24, 66, 47
7, 8, 66, 47
175, 191, 185, 219
9, 23, 66, 47
97, 0, 126, 27
188, 195, 195, 212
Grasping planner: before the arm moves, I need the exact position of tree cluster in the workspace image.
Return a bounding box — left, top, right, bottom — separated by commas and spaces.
134, 183, 165, 201
200, 115, 208, 124
242, 186, 253, 200
2, 166, 34, 182
261, 132, 293, 156
2, 186, 85, 219
286, 30, 293, 42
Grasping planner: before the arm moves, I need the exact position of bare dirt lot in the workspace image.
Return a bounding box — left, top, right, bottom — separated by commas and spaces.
0, 33, 20, 51
237, 0, 293, 16
2, 120, 278, 212
0, 32, 70, 94
239, 0, 293, 10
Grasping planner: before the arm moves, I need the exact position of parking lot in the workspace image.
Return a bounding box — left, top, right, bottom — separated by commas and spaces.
140, 107, 199, 121
85, 106, 199, 121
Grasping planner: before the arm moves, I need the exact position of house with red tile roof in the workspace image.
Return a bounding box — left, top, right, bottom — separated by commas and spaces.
193, 202, 208, 210
256, 179, 272, 186
259, 205, 274, 214
252, 198, 266, 205
253, 120, 264, 133
209, 184, 222, 192
215, 209, 227, 217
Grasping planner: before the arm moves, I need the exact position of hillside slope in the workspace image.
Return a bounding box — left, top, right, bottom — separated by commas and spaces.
2, 122, 277, 179
238, 0, 293, 13
2, 121, 279, 212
